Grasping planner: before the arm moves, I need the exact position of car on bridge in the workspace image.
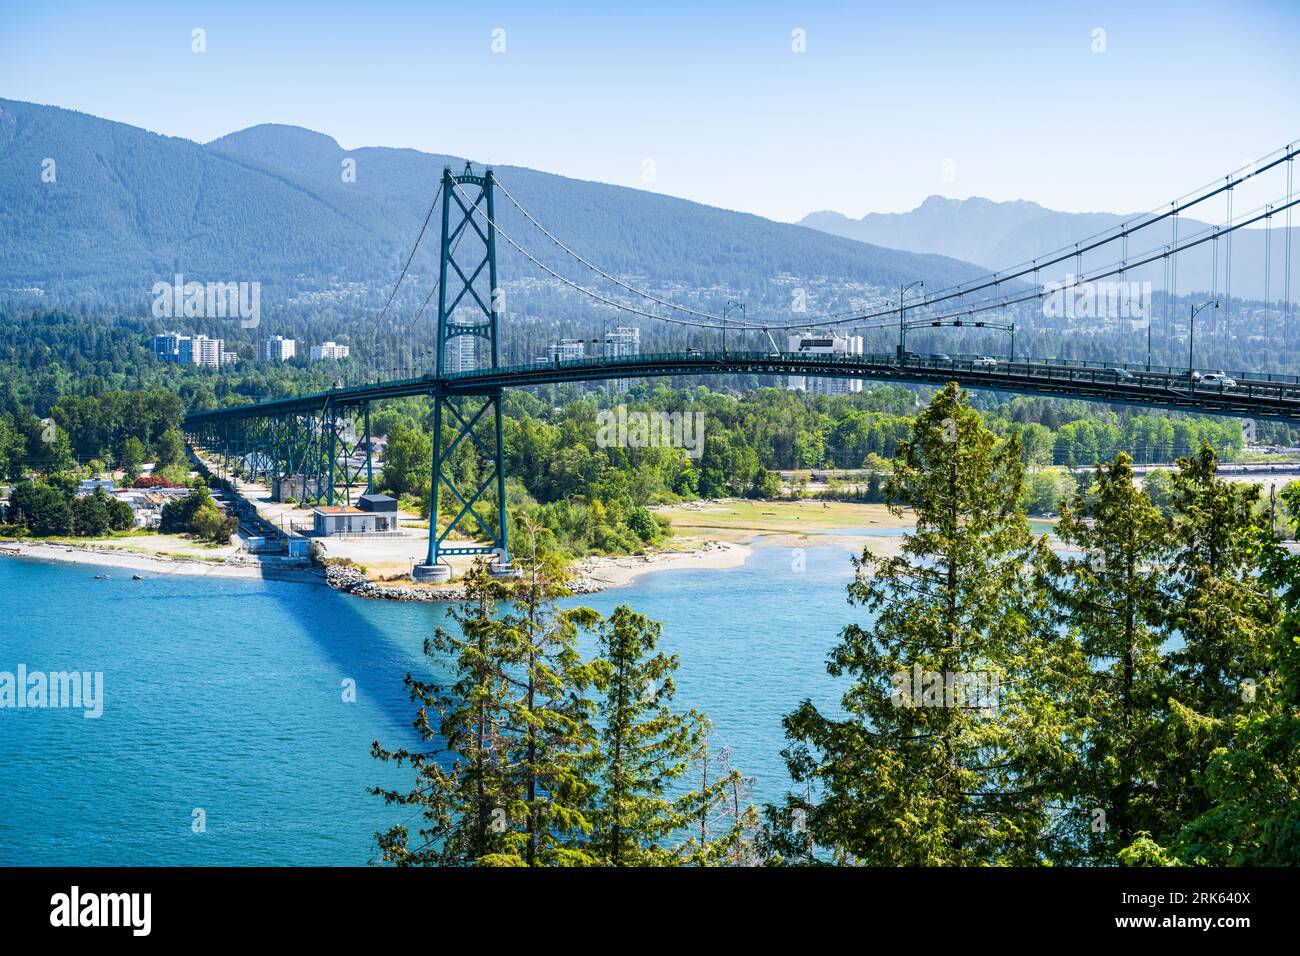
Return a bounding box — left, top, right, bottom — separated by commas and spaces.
1107, 368, 1135, 381
973, 356, 999, 367
1201, 372, 1238, 387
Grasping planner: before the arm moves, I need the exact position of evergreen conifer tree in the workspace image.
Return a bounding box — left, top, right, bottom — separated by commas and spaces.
774, 383, 1078, 864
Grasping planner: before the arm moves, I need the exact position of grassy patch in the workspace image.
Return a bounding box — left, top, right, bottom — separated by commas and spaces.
656, 498, 909, 536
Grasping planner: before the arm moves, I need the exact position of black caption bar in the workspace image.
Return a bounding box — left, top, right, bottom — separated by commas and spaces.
0, 866, 1286, 942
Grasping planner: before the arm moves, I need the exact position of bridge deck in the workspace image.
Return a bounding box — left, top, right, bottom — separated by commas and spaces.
183, 351, 1300, 426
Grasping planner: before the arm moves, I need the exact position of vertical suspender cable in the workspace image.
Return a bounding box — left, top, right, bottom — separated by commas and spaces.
1225, 179, 1234, 337
1265, 205, 1272, 311
1120, 232, 1127, 321
1171, 210, 1179, 346
1286, 156, 1294, 344
368, 181, 444, 373
1163, 249, 1170, 363
1212, 227, 1219, 304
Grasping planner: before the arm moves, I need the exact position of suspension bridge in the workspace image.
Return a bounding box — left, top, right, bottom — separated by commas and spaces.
184, 142, 1300, 580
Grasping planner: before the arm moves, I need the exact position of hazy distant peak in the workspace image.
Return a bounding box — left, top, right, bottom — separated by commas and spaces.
915, 194, 1044, 213
207, 123, 343, 154
799, 194, 1095, 267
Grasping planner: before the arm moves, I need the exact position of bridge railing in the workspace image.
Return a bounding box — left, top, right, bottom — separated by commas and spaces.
185, 348, 1300, 428
451, 349, 1300, 388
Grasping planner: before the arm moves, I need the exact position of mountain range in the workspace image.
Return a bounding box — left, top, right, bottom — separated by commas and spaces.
0, 99, 982, 313
4, 97, 1291, 318
801, 195, 1298, 302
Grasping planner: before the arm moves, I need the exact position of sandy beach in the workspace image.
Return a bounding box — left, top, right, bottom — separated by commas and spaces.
0, 535, 753, 594
571, 540, 752, 590
0, 498, 911, 598
0, 541, 321, 582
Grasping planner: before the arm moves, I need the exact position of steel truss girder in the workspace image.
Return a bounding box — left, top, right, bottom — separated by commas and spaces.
185, 402, 374, 509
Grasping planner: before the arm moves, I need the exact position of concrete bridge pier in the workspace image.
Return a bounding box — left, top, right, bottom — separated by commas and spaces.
488, 551, 521, 578
412, 561, 452, 583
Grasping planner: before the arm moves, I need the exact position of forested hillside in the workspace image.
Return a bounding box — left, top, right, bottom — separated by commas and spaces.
0, 99, 981, 309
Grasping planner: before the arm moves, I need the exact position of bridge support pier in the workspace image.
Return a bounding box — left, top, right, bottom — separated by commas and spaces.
414, 386, 515, 581
412, 562, 451, 583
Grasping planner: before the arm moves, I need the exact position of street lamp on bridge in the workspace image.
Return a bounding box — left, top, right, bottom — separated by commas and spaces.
723, 300, 745, 354
897, 280, 925, 359
1187, 299, 1219, 395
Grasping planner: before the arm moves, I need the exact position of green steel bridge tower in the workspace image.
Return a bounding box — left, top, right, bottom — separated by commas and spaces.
413, 164, 514, 582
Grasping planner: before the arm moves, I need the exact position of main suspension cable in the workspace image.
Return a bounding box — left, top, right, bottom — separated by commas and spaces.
449, 180, 772, 331
455, 141, 1299, 338
378, 181, 443, 325
369, 180, 444, 364
493, 176, 735, 324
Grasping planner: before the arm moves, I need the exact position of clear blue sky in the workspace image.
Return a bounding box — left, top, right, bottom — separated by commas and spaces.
2, 0, 1297, 222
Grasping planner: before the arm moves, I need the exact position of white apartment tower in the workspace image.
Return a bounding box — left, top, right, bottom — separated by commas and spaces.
444, 332, 477, 373
310, 341, 350, 361
604, 326, 640, 390
151, 331, 226, 367
785, 330, 864, 395
549, 338, 586, 362
258, 335, 296, 362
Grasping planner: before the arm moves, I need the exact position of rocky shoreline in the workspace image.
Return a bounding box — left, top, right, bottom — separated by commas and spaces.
323, 564, 466, 602
320, 540, 747, 603
322, 562, 612, 602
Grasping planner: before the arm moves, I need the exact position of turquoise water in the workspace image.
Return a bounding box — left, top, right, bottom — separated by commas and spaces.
0, 542, 862, 865
804, 520, 1059, 539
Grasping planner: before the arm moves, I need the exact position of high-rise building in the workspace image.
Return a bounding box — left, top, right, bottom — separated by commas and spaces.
310, 341, 350, 361
190, 335, 225, 367
605, 326, 640, 358
153, 332, 226, 367
152, 331, 185, 362
444, 332, 476, 373
785, 331, 864, 394
549, 338, 585, 362
258, 335, 296, 362
544, 339, 587, 394
605, 326, 640, 390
